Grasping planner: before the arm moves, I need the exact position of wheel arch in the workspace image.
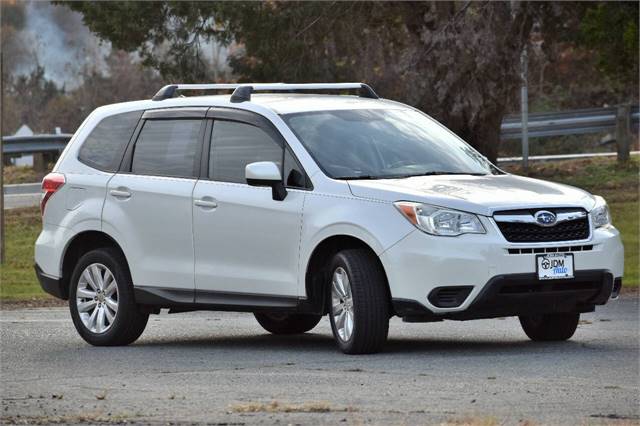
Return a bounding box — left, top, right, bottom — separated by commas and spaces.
303, 234, 392, 315
59, 230, 130, 299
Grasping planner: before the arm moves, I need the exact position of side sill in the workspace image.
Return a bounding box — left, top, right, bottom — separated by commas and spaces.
133, 286, 307, 314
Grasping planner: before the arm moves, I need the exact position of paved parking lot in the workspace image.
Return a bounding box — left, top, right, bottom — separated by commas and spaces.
1, 296, 638, 425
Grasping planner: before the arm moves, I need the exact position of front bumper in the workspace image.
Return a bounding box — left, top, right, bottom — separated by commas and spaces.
394, 271, 617, 321
380, 218, 624, 318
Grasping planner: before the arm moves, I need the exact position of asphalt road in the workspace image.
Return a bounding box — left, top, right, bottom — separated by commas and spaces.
3, 183, 40, 209
1, 297, 638, 425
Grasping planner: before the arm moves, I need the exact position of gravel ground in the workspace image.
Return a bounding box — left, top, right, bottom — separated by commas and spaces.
1, 296, 638, 425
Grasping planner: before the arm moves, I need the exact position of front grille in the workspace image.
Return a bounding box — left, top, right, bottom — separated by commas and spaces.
494, 208, 590, 243
507, 245, 593, 255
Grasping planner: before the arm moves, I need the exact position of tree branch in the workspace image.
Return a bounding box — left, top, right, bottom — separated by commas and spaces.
293, 1, 337, 39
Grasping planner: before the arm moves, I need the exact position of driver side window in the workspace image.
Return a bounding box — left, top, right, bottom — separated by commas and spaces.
209, 120, 282, 184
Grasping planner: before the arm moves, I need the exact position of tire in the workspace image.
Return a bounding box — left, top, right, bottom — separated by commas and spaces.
69, 247, 149, 346
254, 312, 322, 335
328, 249, 389, 354
519, 312, 580, 341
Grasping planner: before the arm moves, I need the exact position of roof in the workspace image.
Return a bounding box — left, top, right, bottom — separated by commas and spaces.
92, 94, 407, 121
14, 124, 34, 137
224, 93, 401, 114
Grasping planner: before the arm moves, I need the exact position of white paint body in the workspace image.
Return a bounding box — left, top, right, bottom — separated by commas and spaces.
35, 93, 624, 315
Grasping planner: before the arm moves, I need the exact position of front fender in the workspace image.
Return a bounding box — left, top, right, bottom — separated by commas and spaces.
297, 192, 414, 296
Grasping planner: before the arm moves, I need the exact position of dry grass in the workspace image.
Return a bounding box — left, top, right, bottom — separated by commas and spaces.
229, 400, 356, 414
3, 165, 48, 185
440, 417, 501, 426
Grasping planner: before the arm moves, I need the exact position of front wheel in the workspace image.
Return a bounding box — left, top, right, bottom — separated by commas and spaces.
519, 312, 580, 341
69, 248, 149, 346
328, 249, 389, 354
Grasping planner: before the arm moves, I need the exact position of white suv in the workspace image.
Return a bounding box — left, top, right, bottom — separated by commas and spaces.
35, 83, 624, 354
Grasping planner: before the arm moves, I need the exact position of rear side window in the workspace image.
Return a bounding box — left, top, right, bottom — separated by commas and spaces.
131, 119, 202, 178
78, 111, 142, 171
210, 120, 282, 184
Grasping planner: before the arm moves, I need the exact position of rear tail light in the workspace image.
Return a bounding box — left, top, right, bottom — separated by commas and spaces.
41, 172, 65, 216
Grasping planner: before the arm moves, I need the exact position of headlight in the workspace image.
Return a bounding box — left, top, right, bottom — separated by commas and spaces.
394, 202, 486, 236
591, 197, 611, 228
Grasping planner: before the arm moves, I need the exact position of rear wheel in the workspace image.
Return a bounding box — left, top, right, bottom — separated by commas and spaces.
328, 249, 389, 354
69, 248, 148, 346
254, 312, 322, 335
519, 312, 580, 341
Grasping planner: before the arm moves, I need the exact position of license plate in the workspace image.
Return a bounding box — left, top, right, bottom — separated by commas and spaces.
536, 253, 574, 280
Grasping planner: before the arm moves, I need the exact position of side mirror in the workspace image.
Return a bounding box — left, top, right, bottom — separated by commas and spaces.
245, 161, 287, 201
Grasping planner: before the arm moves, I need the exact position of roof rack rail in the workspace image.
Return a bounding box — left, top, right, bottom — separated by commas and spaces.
152, 84, 240, 101
151, 82, 378, 102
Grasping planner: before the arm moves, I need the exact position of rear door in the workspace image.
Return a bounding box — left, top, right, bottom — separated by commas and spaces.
102, 108, 206, 294
192, 108, 310, 301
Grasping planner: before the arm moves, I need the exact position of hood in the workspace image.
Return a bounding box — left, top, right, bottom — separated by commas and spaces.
347, 174, 596, 216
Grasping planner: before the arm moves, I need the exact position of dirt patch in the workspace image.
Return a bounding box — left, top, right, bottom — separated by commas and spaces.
1, 297, 67, 310
441, 417, 503, 426
620, 286, 640, 296
0, 410, 134, 425
229, 400, 356, 414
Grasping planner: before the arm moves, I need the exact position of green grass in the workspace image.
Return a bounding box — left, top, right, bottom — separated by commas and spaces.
505, 157, 639, 203
0, 207, 47, 301
0, 157, 638, 302
609, 201, 639, 287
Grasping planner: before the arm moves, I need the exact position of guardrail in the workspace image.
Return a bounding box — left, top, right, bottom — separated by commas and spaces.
501, 105, 639, 140
497, 150, 640, 164
2, 134, 72, 155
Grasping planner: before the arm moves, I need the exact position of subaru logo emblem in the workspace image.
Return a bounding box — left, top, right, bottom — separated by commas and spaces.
535, 210, 557, 227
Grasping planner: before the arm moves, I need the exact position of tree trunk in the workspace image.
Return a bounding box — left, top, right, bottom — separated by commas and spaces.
403, 2, 532, 162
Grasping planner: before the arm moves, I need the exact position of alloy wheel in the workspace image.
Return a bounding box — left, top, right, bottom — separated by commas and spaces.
76, 263, 118, 333
331, 266, 354, 341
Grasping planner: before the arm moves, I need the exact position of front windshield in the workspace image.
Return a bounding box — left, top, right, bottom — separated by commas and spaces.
282, 108, 501, 179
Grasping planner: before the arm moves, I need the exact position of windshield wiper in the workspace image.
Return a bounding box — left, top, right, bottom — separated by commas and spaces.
334, 175, 380, 180
334, 172, 486, 180
402, 171, 488, 178
334, 174, 413, 180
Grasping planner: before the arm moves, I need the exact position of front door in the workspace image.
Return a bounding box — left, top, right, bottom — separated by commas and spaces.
192, 111, 308, 300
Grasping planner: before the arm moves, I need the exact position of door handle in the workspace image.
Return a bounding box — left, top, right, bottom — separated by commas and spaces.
109, 189, 131, 199
194, 198, 218, 209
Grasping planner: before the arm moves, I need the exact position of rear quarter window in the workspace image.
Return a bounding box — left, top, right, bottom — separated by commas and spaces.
78, 110, 142, 172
